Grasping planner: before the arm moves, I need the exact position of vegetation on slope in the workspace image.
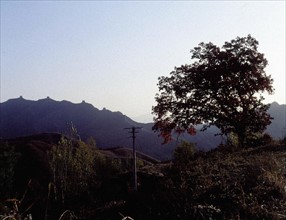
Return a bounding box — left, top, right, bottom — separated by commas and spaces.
1, 134, 285, 219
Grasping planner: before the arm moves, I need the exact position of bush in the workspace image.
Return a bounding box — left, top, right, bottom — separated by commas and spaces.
246, 132, 273, 147
226, 132, 239, 148
48, 137, 96, 203
173, 141, 196, 168
0, 142, 19, 198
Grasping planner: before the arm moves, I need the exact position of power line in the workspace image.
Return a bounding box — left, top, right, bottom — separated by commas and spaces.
124, 126, 142, 192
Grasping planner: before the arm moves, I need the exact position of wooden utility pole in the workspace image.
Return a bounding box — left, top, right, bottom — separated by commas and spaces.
124, 126, 142, 191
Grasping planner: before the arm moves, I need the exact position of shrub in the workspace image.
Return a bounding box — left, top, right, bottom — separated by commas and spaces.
246, 132, 273, 147
173, 141, 196, 168
48, 137, 96, 203
0, 142, 19, 198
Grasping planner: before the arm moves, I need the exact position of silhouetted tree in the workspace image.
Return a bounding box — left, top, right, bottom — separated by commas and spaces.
153, 35, 273, 147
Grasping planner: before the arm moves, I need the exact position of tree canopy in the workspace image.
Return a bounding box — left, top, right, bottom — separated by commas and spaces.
152, 35, 273, 147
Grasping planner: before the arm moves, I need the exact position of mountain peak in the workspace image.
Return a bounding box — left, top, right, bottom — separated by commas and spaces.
271, 101, 280, 106
38, 96, 56, 102
11, 96, 26, 101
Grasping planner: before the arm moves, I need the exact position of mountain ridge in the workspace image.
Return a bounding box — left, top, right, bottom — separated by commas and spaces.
1, 97, 285, 159
0, 97, 175, 159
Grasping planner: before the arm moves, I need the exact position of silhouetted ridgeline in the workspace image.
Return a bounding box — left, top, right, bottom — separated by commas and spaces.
0, 97, 285, 159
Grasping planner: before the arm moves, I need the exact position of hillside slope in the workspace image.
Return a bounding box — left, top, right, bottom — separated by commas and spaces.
131, 144, 286, 219
0, 97, 220, 159
0, 97, 176, 159
1, 133, 285, 219
1, 97, 285, 159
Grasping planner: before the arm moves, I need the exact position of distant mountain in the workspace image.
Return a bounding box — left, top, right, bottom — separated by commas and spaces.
267, 102, 286, 139
0, 97, 176, 159
0, 97, 285, 159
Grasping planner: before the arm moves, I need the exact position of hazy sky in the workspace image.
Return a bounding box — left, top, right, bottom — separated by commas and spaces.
1, 1, 285, 122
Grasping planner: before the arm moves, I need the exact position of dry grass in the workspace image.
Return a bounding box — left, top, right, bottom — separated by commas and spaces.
169, 144, 286, 219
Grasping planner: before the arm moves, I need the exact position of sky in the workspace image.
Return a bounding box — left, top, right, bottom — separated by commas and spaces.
1, 1, 285, 123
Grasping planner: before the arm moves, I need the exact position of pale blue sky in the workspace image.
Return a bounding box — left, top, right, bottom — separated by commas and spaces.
1, 1, 285, 122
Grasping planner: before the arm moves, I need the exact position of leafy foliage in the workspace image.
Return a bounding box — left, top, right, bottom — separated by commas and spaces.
226, 132, 239, 148
245, 132, 273, 147
0, 142, 19, 197
93, 151, 126, 181
173, 141, 196, 168
153, 35, 273, 147
48, 136, 96, 203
